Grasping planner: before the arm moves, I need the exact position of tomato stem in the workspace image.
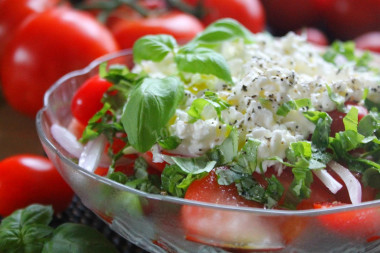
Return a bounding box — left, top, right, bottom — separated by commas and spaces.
165, 0, 205, 18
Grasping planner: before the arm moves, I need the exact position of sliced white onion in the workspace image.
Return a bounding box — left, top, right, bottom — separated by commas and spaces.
328, 161, 362, 205
51, 124, 83, 158
313, 169, 343, 194
78, 135, 107, 173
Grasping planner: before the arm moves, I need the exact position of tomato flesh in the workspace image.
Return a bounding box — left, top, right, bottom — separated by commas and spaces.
0, 155, 74, 217
328, 103, 368, 136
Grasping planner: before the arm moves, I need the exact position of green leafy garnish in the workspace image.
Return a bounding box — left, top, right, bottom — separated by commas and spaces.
175, 47, 233, 84
0, 205, 118, 253
326, 85, 346, 112
133, 35, 177, 63
191, 18, 253, 45
276, 98, 312, 116
122, 77, 184, 152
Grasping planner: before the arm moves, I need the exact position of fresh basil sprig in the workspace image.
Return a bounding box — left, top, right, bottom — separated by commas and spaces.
0, 205, 118, 253
122, 76, 184, 152
133, 35, 177, 63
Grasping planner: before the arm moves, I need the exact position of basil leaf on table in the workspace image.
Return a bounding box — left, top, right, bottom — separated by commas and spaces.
122, 76, 184, 153
133, 34, 177, 63
175, 47, 233, 84
42, 223, 118, 253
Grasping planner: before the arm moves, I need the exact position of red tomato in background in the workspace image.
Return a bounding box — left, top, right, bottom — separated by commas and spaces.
108, 11, 203, 49
261, 0, 320, 35
184, 0, 265, 33
0, 7, 119, 117
328, 103, 368, 136
314, 202, 380, 239
321, 0, 380, 40
0, 154, 74, 217
71, 75, 113, 125
295, 27, 329, 46
0, 0, 59, 65
355, 32, 380, 54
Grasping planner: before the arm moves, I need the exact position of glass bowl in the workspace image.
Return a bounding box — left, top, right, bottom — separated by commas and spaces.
36, 50, 380, 253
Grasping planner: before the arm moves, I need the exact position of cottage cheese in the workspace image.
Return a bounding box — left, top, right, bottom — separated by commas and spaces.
135, 33, 380, 172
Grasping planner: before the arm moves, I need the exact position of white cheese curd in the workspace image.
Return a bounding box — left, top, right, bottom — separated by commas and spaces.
134, 32, 380, 172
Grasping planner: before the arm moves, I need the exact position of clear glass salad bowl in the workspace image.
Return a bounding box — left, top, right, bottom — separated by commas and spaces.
36, 50, 380, 253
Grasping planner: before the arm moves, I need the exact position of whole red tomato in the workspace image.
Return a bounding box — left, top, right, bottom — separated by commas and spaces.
184, 0, 265, 33
0, 154, 74, 217
321, 0, 380, 40
108, 11, 203, 49
261, 0, 320, 35
0, 0, 59, 65
0, 7, 119, 117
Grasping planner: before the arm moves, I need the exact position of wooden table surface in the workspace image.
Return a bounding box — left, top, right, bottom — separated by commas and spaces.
0, 92, 43, 160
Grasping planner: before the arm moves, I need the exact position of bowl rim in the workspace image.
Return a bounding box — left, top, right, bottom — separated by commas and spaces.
36, 49, 380, 217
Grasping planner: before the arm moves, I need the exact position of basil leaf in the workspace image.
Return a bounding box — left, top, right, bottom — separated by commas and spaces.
343, 106, 359, 131
276, 98, 312, 116
365, 97, 380, 111
362, 168, 380, 189
158, 135, 181, 150
133, 35, 177, 63
283, 167, 313, 209
326, 85, 346, 112
161, 164, 207, 197
207, 128, 239, 165
22, 224, 54, 253
192, 18, 253, 45
311, 112, 332, 150
187, 91, 230, 122
235, 138, 261, 174
1, 204, 53, 229
358, 113, 380, 137
42, 223, 118, 253
108, 171, 128, 184
122, 77, 184, 152
171, 156, 216, 174
175, 47, 233, 84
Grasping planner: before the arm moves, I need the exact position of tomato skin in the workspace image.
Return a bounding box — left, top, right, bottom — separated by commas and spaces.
295, 27, 329, 46
184, 0, 265, 33
355, 32, 380, 54
0, 7, 119, 117
0, 0, 59, 64
328, 103, 368, 136
109, 11, 203, 50
314, 202, 380, 238
0, 154, 74, 217
261, 0, 319, 35
322, 0, 380, 40
71, 75, 113, 125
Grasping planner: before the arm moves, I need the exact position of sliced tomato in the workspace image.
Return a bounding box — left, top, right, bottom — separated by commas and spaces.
314, 202, 380, 239
141, 151, 168, 173
181, 168, 284, 250
328, 102, 368, 136
71, 75, 113, 126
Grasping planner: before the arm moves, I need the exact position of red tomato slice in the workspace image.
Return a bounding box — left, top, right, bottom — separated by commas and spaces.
71, 75, 113, 126
141, 151, 168, 173
0, 154, 74, 217
181, 168, 284, 250
314, 202, 380, 239
295, 27, 329, 46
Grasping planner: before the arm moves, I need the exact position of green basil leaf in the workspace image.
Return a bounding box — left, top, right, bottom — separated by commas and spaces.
175, 47, 233, 84
276, 98, 312, 116
192, 18, 253, 45
311, 112, 332, 150
161, 164, 207, 197
122, 77, 184, 152
283, 167, 313, 209
358, 113, 380, 137
158, 135, 181, 150
1, 204, 53, 229
42, 223, 118, 253
362, 168, 380, 189
133, 35, 177, 63
326, 85, 346, 112
22, 224, 54, 253
108, 171, 128, 184
171, 156, 216, 174
365, 97, 380, 111
235, 138, 261, 174
0, 228, 21, 252
343, 106, 359, 131
207, 128, 239, 165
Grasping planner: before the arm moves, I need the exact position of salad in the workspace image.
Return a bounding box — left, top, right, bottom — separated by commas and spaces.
52, 18, 380, 245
